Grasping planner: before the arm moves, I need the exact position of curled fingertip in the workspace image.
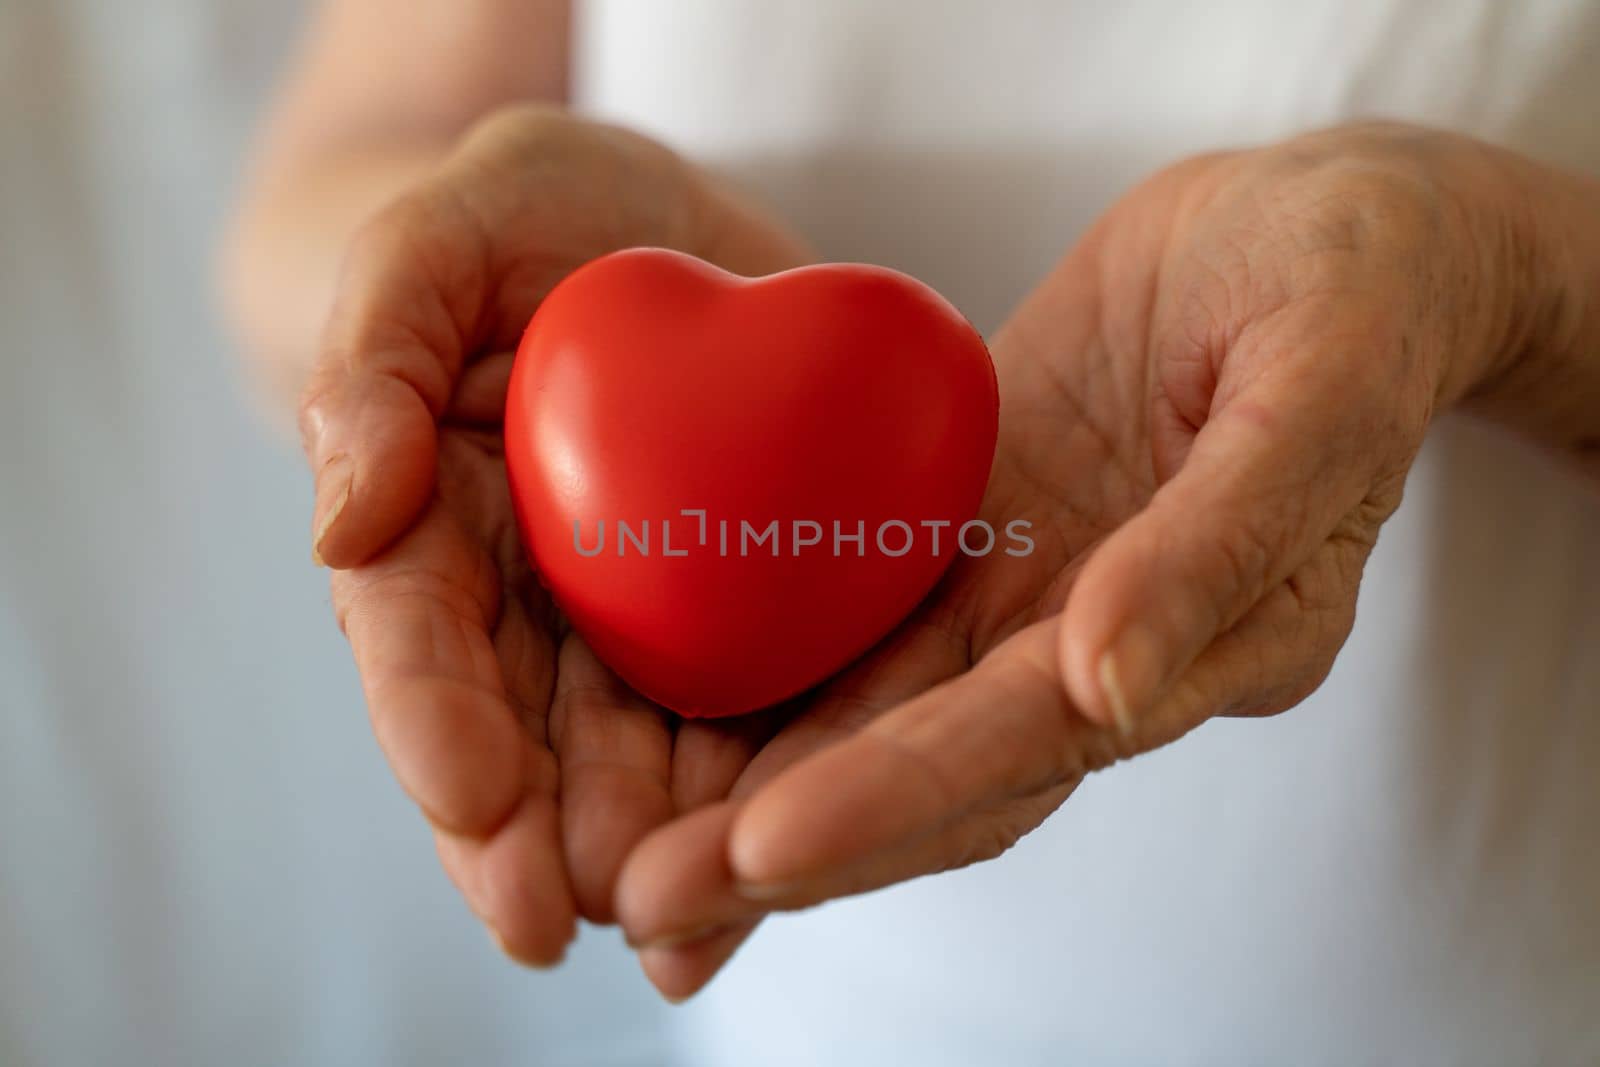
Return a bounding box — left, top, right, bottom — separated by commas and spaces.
638, 919, 757, 1004
490, 926, 568, 970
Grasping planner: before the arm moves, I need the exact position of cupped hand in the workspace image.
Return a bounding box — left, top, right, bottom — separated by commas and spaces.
612, 123, 1541, 997
299, 104, 811, 963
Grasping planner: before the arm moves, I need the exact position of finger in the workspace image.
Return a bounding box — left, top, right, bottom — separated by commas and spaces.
626, 563, 1345, 992
614, 620, 1024, 947
732, 606, 975, 795
727, 551, 1354, 895
731, 781, 1074, 910
301, 180, 492, 569
669, 709, 786, 812
435, 789, 575, 967
1060, 304, 1400, 730
335, 497, 576, 960
332, 501, 527, 838
628, 544, 1359, 947
614, 803, 763, 1002
617, 783, 1070, 963
637, 918, 762, 1004
630, 806, 978, 1006
613, 609, 973, 993
722, 566, 1351, 907
607, 689, 864, 971
726, 620, 1084, 892
552, 636, 676, 924
456, 584, 573, 962
445, 350, 516, 425
617, 802, 744, 948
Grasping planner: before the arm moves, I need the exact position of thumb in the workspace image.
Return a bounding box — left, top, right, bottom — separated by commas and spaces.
1058, 322, 1404, 731
298, 120, 813, 570
299, 182, 491, 568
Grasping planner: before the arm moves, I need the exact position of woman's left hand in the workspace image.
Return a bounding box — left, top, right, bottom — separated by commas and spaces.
612, 122, 1594, 999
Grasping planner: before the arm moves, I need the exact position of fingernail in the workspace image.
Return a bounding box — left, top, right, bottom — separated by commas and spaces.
1098, 625, 1164, 735
311, 453, 354, 567
631, 920, 738, 952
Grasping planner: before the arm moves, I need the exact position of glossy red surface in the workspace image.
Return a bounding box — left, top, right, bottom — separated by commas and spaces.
505, 248, 997, 716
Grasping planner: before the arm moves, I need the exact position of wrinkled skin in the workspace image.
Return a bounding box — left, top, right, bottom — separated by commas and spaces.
300, 109, 1530, 998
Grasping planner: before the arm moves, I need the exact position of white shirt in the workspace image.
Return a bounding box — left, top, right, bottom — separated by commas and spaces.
576, 2, 1600, 1063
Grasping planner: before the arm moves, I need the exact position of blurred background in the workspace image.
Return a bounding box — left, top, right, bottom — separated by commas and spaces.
0, 3, 671, 1063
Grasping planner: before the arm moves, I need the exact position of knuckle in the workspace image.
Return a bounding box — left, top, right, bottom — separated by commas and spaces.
942, 794, 1069, 876
1144, 148, 1244, 206
1298, 164, 1440, 266
1070, 728, 1133, 777
949, 821, 1023, 870
1247, 133, 1447, 284
1251, 649, 1340, 717
1168, 238, 1253, 385
1206, 515, 1280, 614
983, 648, 1155, 779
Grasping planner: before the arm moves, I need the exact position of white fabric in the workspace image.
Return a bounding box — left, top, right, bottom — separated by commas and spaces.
576, 2, 1600, 1063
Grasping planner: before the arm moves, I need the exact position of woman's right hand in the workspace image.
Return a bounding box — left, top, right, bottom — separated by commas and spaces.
299, 105, 811, 963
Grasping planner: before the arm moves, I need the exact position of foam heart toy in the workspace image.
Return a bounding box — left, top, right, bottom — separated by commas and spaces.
504, 247, 998, 717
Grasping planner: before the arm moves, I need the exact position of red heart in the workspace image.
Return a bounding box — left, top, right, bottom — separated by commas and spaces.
504, 248, 998, 717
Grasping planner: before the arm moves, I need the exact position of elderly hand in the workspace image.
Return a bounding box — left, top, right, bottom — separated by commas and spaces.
298, 104, 811, 964
612, 122, 1598, 998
